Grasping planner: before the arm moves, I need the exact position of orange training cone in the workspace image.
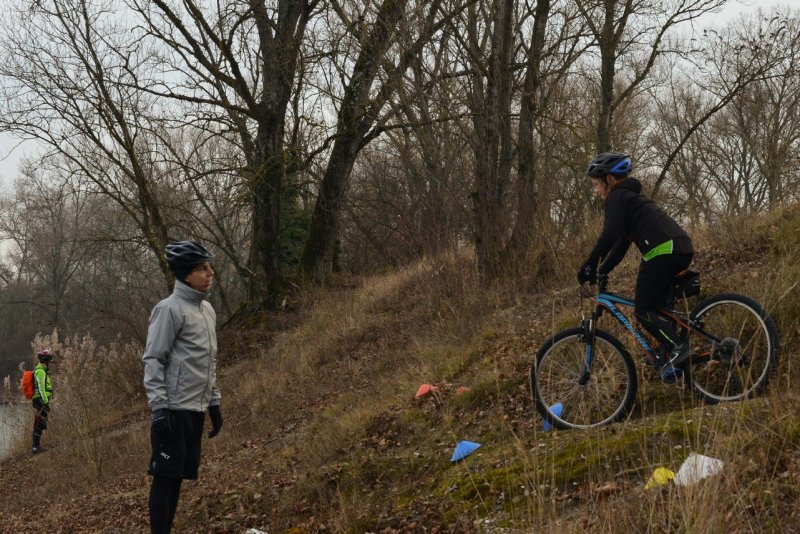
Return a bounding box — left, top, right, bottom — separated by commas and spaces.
415, 383, 438, 399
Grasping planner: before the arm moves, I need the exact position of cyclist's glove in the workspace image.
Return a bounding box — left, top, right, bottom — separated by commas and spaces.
207, 405, 223, 438
577, 262, 597, 284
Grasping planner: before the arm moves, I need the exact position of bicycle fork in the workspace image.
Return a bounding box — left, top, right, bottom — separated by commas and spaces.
578, 309, 601, 385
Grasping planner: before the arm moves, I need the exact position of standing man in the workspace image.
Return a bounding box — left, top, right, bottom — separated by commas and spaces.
32, 349, 53, 454
143, 241, 223, 534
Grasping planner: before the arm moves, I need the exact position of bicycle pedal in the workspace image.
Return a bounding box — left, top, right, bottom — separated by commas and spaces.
660, 366, 683, 384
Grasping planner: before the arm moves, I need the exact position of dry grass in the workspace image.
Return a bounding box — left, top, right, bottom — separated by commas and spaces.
234, 251, 491, 462
6, 331, 148, 479
273, 205, 800, 532
3, 207, 800, 532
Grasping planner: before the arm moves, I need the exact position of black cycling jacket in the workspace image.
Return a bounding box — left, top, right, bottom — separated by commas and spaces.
585, 177, 693, 274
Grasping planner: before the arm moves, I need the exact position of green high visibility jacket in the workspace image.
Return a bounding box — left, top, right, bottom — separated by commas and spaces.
32, 363, 52, 404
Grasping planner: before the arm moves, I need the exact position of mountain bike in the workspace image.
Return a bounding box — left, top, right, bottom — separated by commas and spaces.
530, 273, 780, 430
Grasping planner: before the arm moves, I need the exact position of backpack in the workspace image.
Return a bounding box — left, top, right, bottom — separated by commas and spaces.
21, 370, 34, 400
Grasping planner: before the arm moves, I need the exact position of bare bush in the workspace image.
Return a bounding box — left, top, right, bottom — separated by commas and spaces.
34, 330, 143, 480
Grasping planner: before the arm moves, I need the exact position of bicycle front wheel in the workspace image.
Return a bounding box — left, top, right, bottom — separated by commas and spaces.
685, 293, 780, 403
531, 327, 637, 430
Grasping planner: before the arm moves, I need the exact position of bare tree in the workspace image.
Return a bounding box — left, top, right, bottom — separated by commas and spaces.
437, 0, 590, 278
574, 0, 727, 152
0, 160, 99, 331
0, 0, 175, 290
651, 10, 792, 199
504, 0, 552, 264
441, 0, 516, 279
130, 0, 320, 306
725, 11, 800, 209
299, 0, 453, 281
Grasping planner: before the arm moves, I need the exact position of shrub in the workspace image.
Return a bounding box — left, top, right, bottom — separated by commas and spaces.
32, 330, 144, 479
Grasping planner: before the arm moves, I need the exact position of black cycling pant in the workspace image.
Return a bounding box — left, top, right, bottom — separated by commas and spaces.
148, 410, 204, 479
148, 410, 204, 533
149, 476, 182, 534
634, 253, 693, 351
32, 398, 49, 444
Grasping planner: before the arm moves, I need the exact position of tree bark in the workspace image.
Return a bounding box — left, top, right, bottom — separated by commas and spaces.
247, 126, 285, 306
300, 0, 409, 281
471, 0, 514, 280
505, 0, 551, 263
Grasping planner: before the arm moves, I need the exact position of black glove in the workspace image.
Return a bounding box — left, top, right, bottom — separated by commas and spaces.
577, 262, 597, 285
151, 408, 171, 435
207, 405, 223, 438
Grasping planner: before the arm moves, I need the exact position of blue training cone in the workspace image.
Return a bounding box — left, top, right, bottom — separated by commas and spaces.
450, 440, 481, 462
542, 402, 563, 431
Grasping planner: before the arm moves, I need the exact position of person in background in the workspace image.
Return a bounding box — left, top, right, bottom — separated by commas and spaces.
142, 241, 223, 534
32, 349, 53, 454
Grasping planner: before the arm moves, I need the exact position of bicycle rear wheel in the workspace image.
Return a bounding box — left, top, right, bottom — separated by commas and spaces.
531, 327, 637, 430
685, 293, 779, 403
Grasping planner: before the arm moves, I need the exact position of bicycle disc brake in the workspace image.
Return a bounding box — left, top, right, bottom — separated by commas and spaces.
712, 337, 742, 365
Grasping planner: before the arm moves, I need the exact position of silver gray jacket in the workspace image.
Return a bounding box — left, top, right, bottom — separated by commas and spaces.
142, 280, 221, 412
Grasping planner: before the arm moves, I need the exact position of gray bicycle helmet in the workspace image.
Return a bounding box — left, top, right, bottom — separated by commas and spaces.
165, 241, 214, 279
587, 152, 632, 178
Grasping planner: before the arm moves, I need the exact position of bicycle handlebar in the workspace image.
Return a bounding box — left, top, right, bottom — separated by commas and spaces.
580, 274, 609, 296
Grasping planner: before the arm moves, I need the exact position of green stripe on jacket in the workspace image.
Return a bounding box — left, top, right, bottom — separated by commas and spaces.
642, 239, 674, 261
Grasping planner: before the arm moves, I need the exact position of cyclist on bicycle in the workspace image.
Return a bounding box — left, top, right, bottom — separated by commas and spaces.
577, 152, 694, 368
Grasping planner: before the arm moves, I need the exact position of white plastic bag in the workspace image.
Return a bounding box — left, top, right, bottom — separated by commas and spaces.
673, 453, 723, 486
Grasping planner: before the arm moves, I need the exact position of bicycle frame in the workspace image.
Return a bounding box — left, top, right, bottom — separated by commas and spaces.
594, 291, 658, 356
582, 283, 721, 369
533, 282, 778, 428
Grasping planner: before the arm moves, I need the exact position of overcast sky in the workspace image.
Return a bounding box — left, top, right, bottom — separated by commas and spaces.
0, 0, 795, 189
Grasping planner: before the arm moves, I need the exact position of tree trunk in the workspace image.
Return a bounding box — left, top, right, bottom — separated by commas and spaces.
595, 0, 617, 153
247, 126, 285, 307
300, 0, 408, 281
506, 0, 551, 264
300, 134, 360, 281
471, 0, 514, 281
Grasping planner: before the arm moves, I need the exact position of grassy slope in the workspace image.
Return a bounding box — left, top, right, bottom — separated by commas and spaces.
3, 207, 800, 532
